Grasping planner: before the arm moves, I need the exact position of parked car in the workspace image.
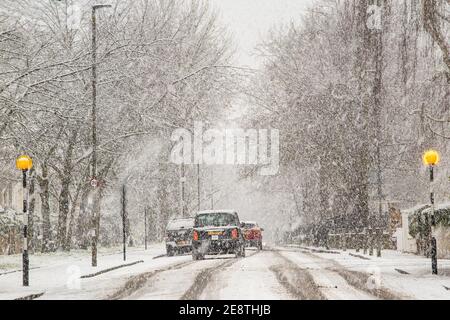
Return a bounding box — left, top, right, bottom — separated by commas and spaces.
242, 221, 264, 250
165, 217, 194, 256
191, 210, 246, 260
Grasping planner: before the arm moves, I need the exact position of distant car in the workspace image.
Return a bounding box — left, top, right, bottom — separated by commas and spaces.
191, 210, 246, 260
242, 221, 263, 250
165, 217, 194, 256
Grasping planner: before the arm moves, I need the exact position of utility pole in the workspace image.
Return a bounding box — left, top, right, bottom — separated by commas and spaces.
373, 11, 384, 258
90, 4, 111, 267
122, 184, 127, 261
91, 6, 98, 186
210, 167, 214, 210
180, 163, 186, 217
197, 164, 201, 211
144, 207, 148, 250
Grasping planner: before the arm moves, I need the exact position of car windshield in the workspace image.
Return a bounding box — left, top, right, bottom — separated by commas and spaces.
195, 213, 237, 227
243, 223, 256, 229
167, 219, 194, 230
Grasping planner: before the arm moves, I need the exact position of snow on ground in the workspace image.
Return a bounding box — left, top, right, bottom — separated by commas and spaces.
288, 245, 450, 300
278, 249, 374, 300
0, 244, 190, 300
3, 243, 450, 300
200, 249, 293, 300
124, 256, 225, 300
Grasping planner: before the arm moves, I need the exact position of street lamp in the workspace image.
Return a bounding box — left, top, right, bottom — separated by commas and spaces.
16, 155, 33, 286
423, 149, 439, 275
91, 3, 111, 267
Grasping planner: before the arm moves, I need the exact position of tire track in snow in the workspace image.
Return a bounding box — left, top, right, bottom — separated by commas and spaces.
270, 250, 325, 300
181, 249, 262, 300
120, 254, 251, 300
108, 260, 195, 300
181, 258, 239, 300
288, 247, 405, 299
278, 248, 377, 300
199, 249, 310, 300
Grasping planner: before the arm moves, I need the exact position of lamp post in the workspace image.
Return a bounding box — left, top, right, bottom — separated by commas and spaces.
16, 155, 33, 286
91, 3, 111, 267
423, 149, 439, 275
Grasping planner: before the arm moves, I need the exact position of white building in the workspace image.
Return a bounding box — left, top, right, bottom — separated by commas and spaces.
396, 204, 450, 259
395, 205, 428, 254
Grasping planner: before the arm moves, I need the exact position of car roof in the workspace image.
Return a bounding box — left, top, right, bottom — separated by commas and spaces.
195, 209, 237, 215
167, 218, 194, 230
169, 217, 194, 221
242, 221, 257, 225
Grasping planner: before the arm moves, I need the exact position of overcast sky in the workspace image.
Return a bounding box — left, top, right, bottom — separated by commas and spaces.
209, 0, 313, 68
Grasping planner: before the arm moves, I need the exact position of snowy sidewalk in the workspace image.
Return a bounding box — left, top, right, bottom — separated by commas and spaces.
287, 245, 450, 299
0, 244, 190, 300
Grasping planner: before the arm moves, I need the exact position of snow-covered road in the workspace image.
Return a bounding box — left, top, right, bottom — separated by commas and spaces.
199, 250, 295, 300
1, 244, 449, 300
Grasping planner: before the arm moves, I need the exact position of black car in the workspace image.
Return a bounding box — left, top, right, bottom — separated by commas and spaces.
165, 217, 194, 256
191, 210, 246, 260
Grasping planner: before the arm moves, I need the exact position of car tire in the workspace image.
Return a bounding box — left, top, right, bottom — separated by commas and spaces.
236, 245, 245, 258
167, 247, 174, 257
258, 241, 263, 251
192, 252, 204, 261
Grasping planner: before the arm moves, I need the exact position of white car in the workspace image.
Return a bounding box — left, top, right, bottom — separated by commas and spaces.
165, 218, 194, 256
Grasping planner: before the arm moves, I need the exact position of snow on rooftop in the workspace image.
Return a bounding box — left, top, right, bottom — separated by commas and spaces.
422, 202, 450, 213
401, 204, 429, 215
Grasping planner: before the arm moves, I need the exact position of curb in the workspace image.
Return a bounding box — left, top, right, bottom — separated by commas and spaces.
14, 292, 45, 300
81, 260, 144, 279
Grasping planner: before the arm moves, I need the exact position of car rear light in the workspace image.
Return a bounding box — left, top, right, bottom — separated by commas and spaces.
193, 230, 199, 241
231, 228, 238, 239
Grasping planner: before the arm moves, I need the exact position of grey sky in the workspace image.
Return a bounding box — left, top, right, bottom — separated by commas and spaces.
209, 0, 313, 68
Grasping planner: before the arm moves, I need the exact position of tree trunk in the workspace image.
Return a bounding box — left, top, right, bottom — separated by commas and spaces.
38, 164, 52, 253
57, 129, 78, 251
57, 176, 70, 251
65, 182, 84, 251
422, 0, 450, 81
75, 188, 91, 249
353, 0, 372, 232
